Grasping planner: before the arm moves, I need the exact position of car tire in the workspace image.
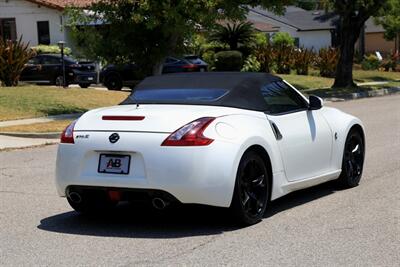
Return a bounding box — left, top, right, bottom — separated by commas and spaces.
79, 83, 90, 89
105, 73, 123, 91
230, 151, 270, 226
337, 129, 365, 188
67, 190, 116, 214
54, 75, 68, 87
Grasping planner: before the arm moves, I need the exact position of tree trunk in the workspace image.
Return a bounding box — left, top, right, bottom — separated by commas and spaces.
333, 18, 365, 88
152, 32, 179, 76
152, 60, 164, 76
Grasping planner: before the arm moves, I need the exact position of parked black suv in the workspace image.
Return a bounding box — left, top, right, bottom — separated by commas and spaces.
20, 54, 97, 88
100, 56, 208, 90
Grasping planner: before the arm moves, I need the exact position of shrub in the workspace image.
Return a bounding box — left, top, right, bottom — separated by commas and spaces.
254, 32, 269, 47
0, 38, 36, 87
202, 41, 228, 53
254, 43, 275, 73
214, 50, 243, 71
361, 54, 381, 70
202, 50, 216, 70
293, 47, 315, 75
272, 32, 295, 47
273, 43, 294, 74
241, 55, 261, 72
31, 44, 72, 55
186, 34, 207, 56
315, 47, 339, 78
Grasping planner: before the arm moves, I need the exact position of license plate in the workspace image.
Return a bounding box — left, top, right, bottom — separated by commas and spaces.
98, 154, 131, 174
88, 77, 94, 81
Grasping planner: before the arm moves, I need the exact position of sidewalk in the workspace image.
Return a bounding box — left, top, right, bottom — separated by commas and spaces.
0, 113, 81, 128
0, 114, 80, 150
0, 135, 58, 150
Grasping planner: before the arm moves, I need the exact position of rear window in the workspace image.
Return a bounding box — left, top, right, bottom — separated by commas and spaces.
132, 88, 228, 102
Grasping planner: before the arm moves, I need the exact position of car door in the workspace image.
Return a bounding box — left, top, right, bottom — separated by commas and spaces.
40, 55, 62, 83
262, 81, 333, 182
20, 56, 42, 82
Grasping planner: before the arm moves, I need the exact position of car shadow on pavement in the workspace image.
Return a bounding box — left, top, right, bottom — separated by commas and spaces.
264, 180, 338, 218
38, 181, 339, 238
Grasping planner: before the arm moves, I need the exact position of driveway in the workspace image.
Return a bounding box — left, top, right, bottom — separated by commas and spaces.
1, 95, 399, 266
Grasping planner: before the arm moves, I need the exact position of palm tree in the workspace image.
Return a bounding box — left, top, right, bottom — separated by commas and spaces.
210, 21, 255, 50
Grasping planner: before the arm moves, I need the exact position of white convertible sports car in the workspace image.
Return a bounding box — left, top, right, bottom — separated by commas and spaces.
56, 72, 365, 225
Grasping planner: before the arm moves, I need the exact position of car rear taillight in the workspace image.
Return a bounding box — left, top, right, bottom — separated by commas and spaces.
161, 117, 215, 146
60, 120, 77, 144
182, 64, 197, 71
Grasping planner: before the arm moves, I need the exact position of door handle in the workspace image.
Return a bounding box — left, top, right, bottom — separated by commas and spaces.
270, 122, 283, 140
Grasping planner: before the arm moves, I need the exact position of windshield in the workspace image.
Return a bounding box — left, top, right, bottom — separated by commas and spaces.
130, 88, 228, 102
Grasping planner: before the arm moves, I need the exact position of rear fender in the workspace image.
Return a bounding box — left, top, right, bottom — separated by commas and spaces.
204, 114, 286, 201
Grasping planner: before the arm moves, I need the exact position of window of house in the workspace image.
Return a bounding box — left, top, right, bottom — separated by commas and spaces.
37, 21, 50, 45
0, 18, 17, 41
294, 37, 300, 48
260, 81, 308, 114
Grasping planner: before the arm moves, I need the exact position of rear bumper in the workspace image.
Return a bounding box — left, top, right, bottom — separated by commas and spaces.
73, 73, 97, 84
55, 131, 239, 207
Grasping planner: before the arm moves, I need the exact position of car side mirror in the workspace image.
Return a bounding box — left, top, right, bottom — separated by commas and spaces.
308, 95, 323, 110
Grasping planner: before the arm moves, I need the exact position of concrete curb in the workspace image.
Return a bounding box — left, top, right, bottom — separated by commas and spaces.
323, 87, 400, 102
0, 113, 82, 128
0, 132, 61, 139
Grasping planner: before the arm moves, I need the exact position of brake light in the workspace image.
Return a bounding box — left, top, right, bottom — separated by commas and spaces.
182, 64, 197, 69
60, 120, 77, 144
102, 116, 145, 121
161, 117, 215, 146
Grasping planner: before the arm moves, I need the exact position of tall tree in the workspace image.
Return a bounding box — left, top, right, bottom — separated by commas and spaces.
375, 0, 400, 52
331, 0, 390, 88
67, 0, 293, 75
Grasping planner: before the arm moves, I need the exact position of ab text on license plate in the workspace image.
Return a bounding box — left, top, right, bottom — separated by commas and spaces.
98, 154, 131, 174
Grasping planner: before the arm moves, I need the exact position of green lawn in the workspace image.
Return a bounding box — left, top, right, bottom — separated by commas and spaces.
278, 70, 400, 99
0, 86, 129, 121
278, 74, 333, 90
278, 70, 400, 91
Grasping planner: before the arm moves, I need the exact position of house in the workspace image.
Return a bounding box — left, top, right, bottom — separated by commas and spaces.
247, 6, 336, 51
248, 6, 398, 55
359, 19, 398, 55
0, 0, 92, 46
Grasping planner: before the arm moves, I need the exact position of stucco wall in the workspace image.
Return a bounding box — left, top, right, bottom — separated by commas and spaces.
247, 12, 332, 51
364, 33, 396, 55
295, 30, 332, 51
0, 0, 65, 46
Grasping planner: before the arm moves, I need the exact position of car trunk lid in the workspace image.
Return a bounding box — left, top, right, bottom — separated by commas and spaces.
74, 104, 246, 133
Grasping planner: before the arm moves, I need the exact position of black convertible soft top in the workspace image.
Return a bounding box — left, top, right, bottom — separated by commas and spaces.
122, 72, 282, 111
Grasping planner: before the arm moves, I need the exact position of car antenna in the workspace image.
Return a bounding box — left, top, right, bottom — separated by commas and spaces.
132, 90, 139, 108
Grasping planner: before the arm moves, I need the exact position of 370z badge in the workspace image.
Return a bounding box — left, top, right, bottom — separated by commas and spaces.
109, 133, 120, 143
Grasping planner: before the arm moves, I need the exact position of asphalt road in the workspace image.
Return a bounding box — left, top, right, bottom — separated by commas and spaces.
1, 95, 399, 266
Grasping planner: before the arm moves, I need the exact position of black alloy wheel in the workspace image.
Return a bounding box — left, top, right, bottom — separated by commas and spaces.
105, 73, 123, 91
338, 130, 365, 188
55, 75, 64, 87
231, 151, 269, 225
